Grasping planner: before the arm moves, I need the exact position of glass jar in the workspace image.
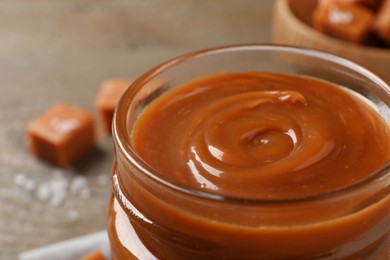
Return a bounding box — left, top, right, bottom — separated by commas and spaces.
107, 45, 390, 259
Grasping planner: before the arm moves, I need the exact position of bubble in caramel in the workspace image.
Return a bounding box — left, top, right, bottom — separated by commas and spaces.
132, 72, 390, 200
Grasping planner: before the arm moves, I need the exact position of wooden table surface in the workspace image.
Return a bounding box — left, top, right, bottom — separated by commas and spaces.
0, 1, 273, 258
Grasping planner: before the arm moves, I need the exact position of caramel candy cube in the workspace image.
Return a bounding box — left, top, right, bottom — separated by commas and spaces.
81, 250, 106, 260
95, 79, 132, 133
27, 103, 95, 167
313, 1, 374, 43
373, 0, 390, 44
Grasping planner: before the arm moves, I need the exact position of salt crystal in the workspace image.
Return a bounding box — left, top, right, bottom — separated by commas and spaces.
23, 178, 37, 192
26, 168, 92, 207
48, 174, 69, 207
51, 176, 69, 191
14, 173, 27, 186
50, 193, 66, 207
37, 183, 51, 201
328, 6, 353, 25
67, 209, 80, 222
50, 117, 80, 134
15, 173, 37, 192
70, 175, 90, 197
79, 188, 91, 199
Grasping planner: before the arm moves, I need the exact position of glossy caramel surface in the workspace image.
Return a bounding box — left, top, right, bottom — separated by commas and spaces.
133, 72, 390, 200
109, 72, 390, 259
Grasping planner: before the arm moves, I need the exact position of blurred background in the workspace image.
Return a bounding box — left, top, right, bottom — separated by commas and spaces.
0, 1, 273, 258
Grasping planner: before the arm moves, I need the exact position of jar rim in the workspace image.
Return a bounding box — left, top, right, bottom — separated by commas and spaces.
113, 44, 390, 204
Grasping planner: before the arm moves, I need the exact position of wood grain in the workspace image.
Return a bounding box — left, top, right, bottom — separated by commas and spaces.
0, 1, 273, 258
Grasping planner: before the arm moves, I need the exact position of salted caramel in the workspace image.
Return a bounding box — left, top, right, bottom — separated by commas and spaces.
96, 79, 133, 133
27, 103, 95, 167
108, 72, 390, 259
133, 72, 390, 200
312, 0, 390, 46
313, 1, 374, 43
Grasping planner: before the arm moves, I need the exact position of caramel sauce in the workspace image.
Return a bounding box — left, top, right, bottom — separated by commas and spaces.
132, 72, 390, 200
108, 72, 390, 259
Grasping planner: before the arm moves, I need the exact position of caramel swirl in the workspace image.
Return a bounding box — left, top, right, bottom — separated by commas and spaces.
133, 72, 390, 200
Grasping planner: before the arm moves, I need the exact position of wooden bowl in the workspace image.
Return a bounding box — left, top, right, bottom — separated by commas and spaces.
272, 0, 390, 82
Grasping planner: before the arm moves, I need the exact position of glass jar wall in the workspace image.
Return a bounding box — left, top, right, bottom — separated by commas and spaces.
108, 45, 390, 260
